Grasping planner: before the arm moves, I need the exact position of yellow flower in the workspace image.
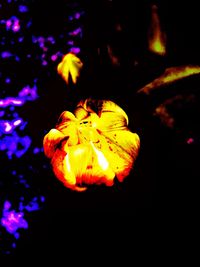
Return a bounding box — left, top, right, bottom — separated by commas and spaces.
43, 99, 140, 191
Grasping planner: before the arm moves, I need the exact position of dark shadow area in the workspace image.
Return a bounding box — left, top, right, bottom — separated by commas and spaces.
0, 0, 199, 261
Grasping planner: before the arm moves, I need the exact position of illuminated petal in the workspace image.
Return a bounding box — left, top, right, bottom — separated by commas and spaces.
101, 130, 140, 182
57, 53, 83, 84
51, 149, 87, 192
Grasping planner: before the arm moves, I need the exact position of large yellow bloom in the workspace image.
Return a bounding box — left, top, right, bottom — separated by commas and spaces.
43, 99, 140, 191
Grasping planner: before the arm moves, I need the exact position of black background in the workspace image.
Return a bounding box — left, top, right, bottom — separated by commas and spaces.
1, 0, 200, 262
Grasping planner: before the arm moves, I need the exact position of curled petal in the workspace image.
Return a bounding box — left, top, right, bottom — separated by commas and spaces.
74, 107, 89, 120
57, 111, 77, 125
43, 129, 65, 158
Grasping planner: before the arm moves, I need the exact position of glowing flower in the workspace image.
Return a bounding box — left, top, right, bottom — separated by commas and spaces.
57, 52, 83, 84
43, 99, 140, 191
